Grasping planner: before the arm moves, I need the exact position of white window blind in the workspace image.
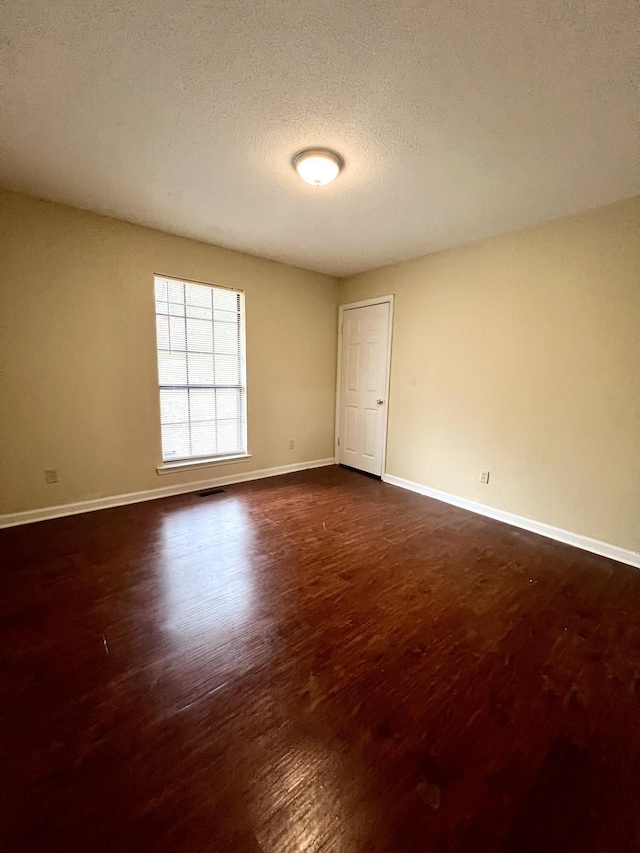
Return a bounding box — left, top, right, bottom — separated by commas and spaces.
154, 276, 246, 462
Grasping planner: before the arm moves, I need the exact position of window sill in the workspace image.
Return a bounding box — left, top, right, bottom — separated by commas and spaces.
156, 453, 252, 476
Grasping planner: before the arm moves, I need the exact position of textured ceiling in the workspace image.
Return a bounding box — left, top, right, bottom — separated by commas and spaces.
1, 0, 638, 276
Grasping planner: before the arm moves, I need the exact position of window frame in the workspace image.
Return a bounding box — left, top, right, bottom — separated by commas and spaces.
153, 274, 249, 473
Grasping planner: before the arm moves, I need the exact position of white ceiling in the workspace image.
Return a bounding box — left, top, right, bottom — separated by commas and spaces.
1, 0, 638, 276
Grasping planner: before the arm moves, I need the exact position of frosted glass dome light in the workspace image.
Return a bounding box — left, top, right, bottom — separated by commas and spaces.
293, 148, 344, 186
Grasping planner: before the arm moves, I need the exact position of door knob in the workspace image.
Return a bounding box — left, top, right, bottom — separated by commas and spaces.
377, 399, 384, 405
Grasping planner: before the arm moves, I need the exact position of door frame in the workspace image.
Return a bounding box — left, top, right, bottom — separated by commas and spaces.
334, 295, 395, 474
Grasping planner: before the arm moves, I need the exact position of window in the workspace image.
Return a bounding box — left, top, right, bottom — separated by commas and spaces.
154, 275, 246, 464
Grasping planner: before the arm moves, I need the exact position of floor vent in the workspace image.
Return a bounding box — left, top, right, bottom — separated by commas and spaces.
199, 488, 226, 497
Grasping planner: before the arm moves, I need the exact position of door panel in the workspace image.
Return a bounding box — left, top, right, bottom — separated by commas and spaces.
366, 342, 379, 390
338, 302, 390, 476
347, 344, 360, 390
364, 407, 376, 458
345, 406, 358, 452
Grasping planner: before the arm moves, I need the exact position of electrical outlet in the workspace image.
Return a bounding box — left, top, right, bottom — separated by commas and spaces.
45, 469, 58, 484
480, 470, 490, 485
288, 439, 295, 450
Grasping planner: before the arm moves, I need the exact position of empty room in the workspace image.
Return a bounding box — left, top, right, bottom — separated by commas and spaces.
1, 0, 639, 849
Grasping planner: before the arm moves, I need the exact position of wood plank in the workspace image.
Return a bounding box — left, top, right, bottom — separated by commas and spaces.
0, 466, 638, 852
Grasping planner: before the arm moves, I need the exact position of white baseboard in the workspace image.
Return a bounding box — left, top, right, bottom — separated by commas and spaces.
0, 459, 335, 529
383, 474, 640, 569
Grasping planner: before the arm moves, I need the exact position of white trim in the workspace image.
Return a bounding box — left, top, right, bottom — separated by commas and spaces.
335, 295, 394, 476
337, 295, 395, 311
155, 272, 243, 293
0, 459, 335, 529
383, 474, 640, 569
157, 453, 252, 475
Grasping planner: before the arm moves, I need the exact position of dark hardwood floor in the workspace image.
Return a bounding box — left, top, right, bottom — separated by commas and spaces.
1, 466, 639, 852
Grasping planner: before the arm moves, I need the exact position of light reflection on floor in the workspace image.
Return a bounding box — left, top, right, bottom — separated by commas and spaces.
159, 497, 257, 642
252, 735, 354, 853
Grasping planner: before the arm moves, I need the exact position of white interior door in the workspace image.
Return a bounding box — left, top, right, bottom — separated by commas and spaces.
338, 301, 391, 476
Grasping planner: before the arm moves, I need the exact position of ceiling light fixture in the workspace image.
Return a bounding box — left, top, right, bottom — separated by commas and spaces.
293, 148, 344, 186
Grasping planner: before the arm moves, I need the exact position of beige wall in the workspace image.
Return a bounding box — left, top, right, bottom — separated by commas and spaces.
340, 197, 640, 554
2, 188, 638, 555
0, 189, 338, 515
